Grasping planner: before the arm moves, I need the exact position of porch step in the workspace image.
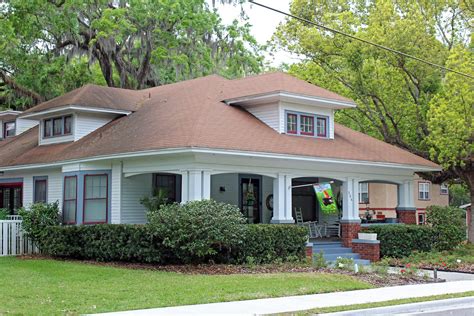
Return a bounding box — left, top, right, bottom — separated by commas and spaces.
313, 246, 352, 254
311, 241, 371, 266
312, 242, 343, 249
323, 253, 361, 261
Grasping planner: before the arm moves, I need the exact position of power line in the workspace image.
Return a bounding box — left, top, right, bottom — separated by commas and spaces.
250, 0, 474, 80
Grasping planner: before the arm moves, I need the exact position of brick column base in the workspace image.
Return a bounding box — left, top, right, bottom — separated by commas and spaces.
341, 221, 361, 247
305, 244, 313, 260
397, 208, 417, 224
352, 239, 380, 262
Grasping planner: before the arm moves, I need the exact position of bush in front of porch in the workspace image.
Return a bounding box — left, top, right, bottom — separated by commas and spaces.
365, 206, 466, 258
34, 200, 308, 265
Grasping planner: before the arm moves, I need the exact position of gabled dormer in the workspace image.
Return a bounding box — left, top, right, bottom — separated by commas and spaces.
223, 73, 356, 140
18, 84, 148, 145
0, 110, 38, 139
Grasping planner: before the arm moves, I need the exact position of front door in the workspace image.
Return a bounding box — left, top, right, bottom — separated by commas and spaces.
240, 176, 261, 223
292, 178, 318, 222
0, 184, 23, 215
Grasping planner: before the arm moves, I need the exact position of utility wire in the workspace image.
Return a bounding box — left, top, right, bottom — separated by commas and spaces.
250, 0, 474, 80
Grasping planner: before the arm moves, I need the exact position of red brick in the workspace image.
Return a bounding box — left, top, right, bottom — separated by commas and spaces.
341, 222, 361, 247
352, 241, 380, 262
397, 210, 417, 224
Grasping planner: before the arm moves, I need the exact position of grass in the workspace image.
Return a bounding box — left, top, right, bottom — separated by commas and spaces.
0, 257, 372, 315
298, 291, 474, 315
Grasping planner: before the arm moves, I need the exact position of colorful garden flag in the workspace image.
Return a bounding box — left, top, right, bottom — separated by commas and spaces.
313, 183, 338, 214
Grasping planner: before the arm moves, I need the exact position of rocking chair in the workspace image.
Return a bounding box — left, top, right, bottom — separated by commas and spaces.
295, 208, 322, 238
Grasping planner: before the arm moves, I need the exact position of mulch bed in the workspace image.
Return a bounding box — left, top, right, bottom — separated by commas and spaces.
18, 255, 431, 287
388, 259, 474, 274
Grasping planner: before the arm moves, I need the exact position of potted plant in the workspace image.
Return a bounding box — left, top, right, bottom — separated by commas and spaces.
358, 232, 378, 240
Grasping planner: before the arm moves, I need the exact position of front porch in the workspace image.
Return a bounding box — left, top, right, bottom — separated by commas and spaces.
112, 151, 419, 248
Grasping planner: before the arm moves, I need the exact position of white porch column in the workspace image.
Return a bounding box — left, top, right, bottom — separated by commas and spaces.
340, 177, 361, 247
188, 170, 203, 201
396, 179, 417, 224
111, 161, 123, 224
202, 171, 211, 200
271, 174, 294, 224
341, 177, 360, 222
181, 170, 211, 202
397, 179, 415, 209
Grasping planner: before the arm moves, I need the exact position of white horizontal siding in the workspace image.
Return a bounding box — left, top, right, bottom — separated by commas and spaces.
16, 118, 38, 135
74, 112, 116, 141
245, 102, 280, 132
121, 174, 152, 224
23, 175, 33, 206
48, 171, 63, 209
111, 162, 122, 224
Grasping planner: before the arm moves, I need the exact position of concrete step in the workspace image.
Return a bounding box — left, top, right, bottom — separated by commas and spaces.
326, 258, 371, 266
313, 247, 353, 254
324, 253, 361, 261
312, 243, 343, 250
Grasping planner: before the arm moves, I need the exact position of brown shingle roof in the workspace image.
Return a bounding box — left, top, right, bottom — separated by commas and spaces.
0, 72, 439, 169
22, 84, 149, 114
222, 72, 354, 103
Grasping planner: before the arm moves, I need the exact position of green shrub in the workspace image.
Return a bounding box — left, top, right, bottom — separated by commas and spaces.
41, 225, 168, 263
0, 208, 9, 220
18, 202, 60, 246
148, 200, 247, 263
236, 224, 308, 264
426, 205, 466, 251
365, 225, 434, 258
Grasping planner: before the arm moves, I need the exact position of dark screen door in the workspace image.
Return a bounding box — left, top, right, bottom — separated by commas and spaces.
240, 177, 261, 223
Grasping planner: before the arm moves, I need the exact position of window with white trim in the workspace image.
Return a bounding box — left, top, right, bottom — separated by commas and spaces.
285, 112, 328, 138
43, 115, 73, 138
440, 183, 449, 195
418, 182, 430, 200
359, 182, 369, 203
4, 121, 15, 138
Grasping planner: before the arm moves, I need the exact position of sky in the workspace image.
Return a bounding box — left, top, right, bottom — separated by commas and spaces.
211, 0, 300, 67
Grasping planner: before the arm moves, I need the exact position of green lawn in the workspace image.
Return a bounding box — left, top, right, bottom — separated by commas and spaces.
0, 257, 372, 315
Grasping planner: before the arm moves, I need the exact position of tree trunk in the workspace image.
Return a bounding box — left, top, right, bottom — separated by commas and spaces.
469, 184, 474, 243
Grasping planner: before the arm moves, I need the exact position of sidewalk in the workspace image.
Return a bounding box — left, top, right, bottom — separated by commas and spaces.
95, 281, 474, 316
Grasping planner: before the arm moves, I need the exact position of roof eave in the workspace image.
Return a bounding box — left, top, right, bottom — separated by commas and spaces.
0, 147, 441, 173
224, 91, 357, 109
20, 105, 132, 119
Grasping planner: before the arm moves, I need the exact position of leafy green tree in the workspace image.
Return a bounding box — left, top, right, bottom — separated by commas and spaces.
449, 183, 471, 207
0, 0, 262, 109
272, 0, 473, 240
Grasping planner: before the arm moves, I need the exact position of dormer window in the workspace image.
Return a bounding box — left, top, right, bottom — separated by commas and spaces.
285, 111, 328, 138
300, 115, 314, 136
3, 121, 15, 138
316, 117, 327, 137
286, 113, 297, 134
43, 115, 73, 138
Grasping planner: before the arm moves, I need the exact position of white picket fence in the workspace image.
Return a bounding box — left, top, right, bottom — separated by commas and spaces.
0, 220, 38, 256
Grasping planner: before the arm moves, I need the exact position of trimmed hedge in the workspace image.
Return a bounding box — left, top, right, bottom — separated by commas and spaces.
41, 223, 308, 265
364, 225, 434, 258
238, 224, 308, 264
41, 225, 169, 263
